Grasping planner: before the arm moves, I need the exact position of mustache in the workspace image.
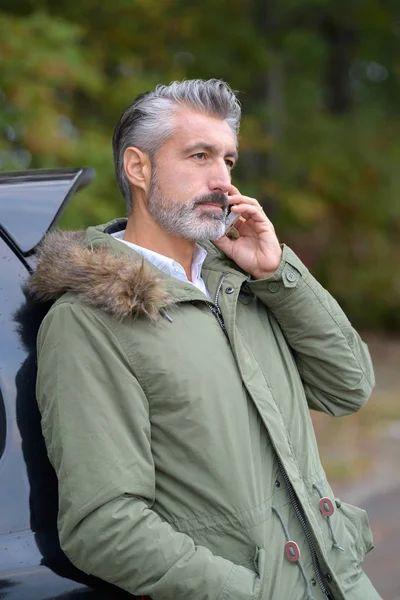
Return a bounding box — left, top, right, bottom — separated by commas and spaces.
194, 192, 229, 210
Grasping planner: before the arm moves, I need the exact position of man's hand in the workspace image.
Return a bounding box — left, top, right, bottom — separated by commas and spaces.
214, 185, 282, 280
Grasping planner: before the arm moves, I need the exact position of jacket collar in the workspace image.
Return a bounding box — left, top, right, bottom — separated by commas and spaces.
29, 219, 247, 321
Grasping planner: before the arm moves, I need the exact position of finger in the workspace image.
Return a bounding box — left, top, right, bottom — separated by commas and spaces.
227, 184, 240, 196
227, 194, 261, 209
213, 234, 233, 253
234, 216, 251, 231
234, 219, 257, 238
230, 202, 268, 222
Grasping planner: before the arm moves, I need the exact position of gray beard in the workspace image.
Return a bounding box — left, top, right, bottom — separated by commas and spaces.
147, 174, 228, 241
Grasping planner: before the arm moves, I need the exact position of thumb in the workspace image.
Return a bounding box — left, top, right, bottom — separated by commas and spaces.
213, 235, 233, 257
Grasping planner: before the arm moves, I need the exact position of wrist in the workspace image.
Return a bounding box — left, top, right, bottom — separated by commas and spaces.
251, 251, 283, 280
251, 268, 278, 280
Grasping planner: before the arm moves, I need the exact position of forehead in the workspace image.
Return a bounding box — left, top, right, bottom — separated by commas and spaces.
167, 108, 236, 151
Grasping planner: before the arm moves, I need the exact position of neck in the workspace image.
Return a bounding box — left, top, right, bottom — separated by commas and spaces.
123, 209, 196, 282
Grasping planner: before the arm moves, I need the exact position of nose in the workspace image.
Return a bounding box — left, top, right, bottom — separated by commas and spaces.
208, 159, 231, 194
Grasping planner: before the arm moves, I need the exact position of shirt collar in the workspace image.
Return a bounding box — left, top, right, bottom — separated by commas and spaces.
111, 229, 208, 283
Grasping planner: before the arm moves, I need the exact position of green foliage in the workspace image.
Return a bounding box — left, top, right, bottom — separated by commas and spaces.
0, 0, 399, 329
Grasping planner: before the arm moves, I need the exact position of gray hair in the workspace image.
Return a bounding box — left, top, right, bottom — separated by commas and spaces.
112, 79, 241, 212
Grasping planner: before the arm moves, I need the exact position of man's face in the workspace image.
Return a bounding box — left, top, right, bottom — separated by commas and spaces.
147, 108, 238, 241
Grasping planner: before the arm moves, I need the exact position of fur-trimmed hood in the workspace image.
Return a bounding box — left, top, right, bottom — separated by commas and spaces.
29, 228, 173, 321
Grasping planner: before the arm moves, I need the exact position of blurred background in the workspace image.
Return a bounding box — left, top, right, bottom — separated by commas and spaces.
0, 0, 399, 596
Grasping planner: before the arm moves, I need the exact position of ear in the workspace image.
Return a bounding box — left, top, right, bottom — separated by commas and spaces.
124, 146, 152, 194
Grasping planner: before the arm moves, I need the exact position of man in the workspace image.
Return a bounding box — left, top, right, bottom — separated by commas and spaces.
32, 79, 381, 600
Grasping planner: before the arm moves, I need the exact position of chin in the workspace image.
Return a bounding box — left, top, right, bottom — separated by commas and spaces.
191, 225, 226, 242
171, 214, 225, 242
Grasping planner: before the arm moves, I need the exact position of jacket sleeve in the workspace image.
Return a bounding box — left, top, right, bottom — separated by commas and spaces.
247, 245, 375, 416
36, 300, 259, 600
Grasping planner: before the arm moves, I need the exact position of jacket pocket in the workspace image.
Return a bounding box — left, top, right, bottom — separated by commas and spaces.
217, 563, 261, 600
337, 500, 374, 561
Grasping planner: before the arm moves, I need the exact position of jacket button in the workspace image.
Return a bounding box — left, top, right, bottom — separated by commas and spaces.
268, 281, 280, 293
284, 541, 300, 562
275, 480, 281, 488
225, 287, 234, 294
285, 270, 297, 282
319, 497, 335, 518
325, 573, 333, 583
311, 579, 316, 586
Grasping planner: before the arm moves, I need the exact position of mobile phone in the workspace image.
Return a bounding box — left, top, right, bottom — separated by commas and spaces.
225, 205, 241, 234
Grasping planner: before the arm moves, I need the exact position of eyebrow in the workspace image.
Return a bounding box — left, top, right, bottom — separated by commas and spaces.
182, 142, 238, 162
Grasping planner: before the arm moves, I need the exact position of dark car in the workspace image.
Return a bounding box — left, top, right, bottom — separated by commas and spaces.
0, 169, 136, 599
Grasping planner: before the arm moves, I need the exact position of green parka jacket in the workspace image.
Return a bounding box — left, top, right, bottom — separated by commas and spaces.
33, 219, 381, 600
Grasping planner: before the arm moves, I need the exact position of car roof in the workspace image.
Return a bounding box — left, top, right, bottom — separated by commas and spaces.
0, 167, 95, 256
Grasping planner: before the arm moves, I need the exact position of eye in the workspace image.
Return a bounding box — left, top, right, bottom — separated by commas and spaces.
192, 152, 207, 161
225, 159, 235, 169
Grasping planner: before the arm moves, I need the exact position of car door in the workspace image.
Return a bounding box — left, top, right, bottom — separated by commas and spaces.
0, 169, 135, 599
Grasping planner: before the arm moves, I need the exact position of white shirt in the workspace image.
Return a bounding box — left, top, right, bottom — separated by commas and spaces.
111, 229, 211, 299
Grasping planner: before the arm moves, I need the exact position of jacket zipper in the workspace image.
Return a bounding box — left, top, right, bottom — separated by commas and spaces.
206, 275, 332, 598
205, 274, 229, 338
277, 457, 333, 600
